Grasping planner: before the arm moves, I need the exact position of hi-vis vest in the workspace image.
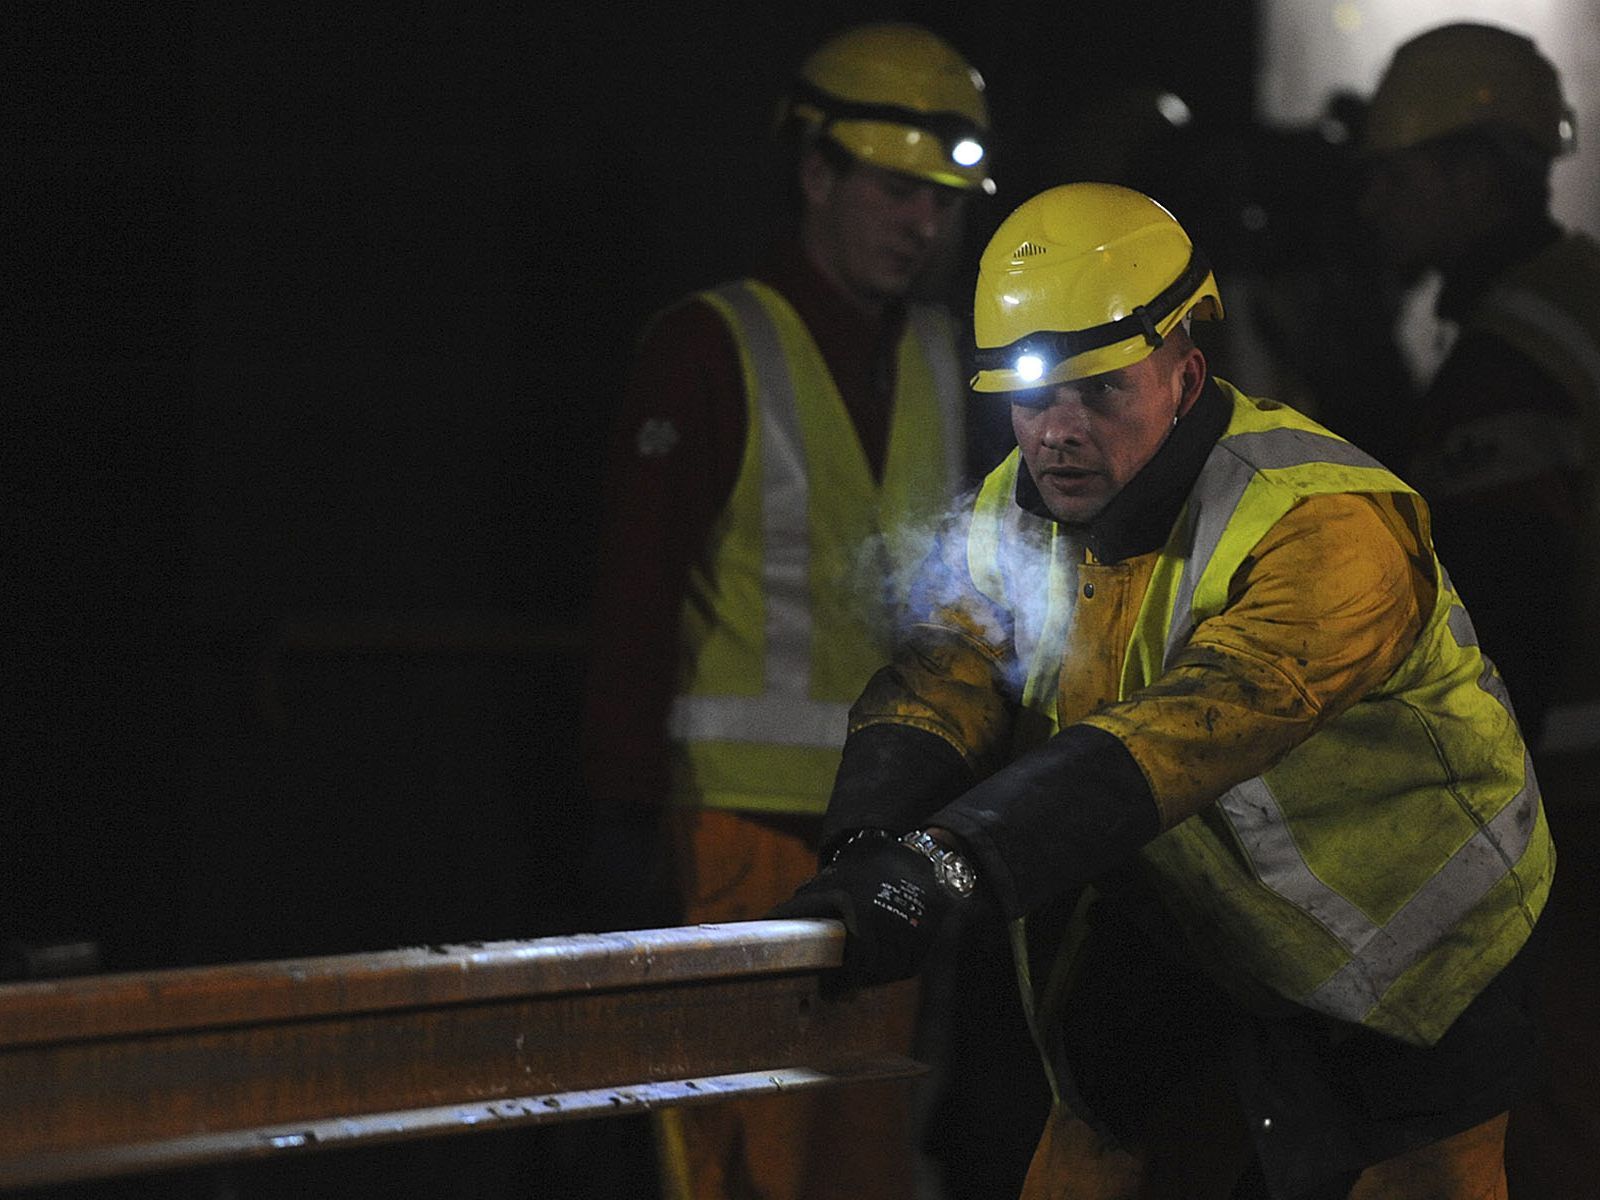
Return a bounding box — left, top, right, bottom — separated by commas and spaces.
970, 382, 1553, 1046
667, 280, 966, 815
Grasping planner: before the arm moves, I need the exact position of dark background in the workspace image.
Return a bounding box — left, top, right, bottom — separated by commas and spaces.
13, 0, 1262, 980
8, 2, 1320, 1195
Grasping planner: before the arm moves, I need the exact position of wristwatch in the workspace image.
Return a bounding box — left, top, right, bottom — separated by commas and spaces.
900, 830, 978, 899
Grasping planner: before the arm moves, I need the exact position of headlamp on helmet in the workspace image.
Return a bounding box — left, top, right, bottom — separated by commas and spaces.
788, 79, 988, 181
783, 23, 994, 193
971, 249, 1215, 385
970, 183, 1223, 393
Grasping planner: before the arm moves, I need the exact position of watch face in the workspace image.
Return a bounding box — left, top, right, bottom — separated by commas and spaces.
939, 857, 976, 897
903, 831, 976, 897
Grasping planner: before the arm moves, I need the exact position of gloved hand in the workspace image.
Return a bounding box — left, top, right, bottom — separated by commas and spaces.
767, 831, 960, 986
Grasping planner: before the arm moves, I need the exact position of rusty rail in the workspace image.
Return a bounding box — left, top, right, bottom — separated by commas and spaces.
0, 920, 921, 1189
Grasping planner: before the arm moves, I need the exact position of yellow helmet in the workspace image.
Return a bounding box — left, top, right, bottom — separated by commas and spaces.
1363, 23, 1575, 159
781, 22, 993, 193
970, 183, 1222, 393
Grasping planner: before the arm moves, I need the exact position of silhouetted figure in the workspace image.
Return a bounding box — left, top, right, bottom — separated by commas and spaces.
1358, 23, 1600, 1199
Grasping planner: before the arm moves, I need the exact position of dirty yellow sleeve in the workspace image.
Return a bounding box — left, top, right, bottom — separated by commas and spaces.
1085, 492, 1431, 830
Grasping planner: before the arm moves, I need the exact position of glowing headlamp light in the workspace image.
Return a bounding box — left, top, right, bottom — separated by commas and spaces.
1014, 354, 1045, 382
790, 81, 989, 173
951, 137, 985, 167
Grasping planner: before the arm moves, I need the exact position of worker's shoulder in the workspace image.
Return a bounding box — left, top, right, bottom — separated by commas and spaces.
631, 284, 750, 358
1478, 230, 1600, 330
1513, 229, 1600, 289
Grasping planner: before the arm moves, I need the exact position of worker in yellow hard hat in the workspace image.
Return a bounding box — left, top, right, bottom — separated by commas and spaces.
1360, 22, 1577, 289
773, 180, 1553, 1198
780, 21, 994, 196
1357, 21, 1594, 742
1358, 22, 1600, 1199
581, 21, 997, 1200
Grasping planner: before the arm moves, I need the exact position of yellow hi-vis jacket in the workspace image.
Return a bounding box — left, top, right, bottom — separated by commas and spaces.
951, 383, 1551, 1046
666, 280, 966, 816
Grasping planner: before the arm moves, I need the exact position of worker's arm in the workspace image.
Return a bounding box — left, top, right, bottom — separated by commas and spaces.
578, 299, 745, 927
932, 490, 1432, 919
817, 507, 1021, 857
580, 299, 745, 823
780, 491, 1432, 982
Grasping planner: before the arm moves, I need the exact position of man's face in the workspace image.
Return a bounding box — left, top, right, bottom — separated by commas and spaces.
801, 152, 966, 310
1010, 343, 1204, 526
1357, 146, 1461, 272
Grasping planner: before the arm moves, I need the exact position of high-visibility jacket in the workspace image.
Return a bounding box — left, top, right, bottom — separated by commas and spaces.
667, 279, 966, 815
963, 383, 1553, 1046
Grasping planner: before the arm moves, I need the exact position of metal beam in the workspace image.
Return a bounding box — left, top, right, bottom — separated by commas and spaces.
0, 920, 922, 1189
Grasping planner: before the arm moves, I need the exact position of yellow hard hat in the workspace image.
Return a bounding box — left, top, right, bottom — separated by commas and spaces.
1363, 23, 1575, 159
782, 22, 993, 193
970, 183, 1222, 393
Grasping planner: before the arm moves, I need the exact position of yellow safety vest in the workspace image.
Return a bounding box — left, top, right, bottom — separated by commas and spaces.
970, 382, 1553, 1046
668, 280, 966, 815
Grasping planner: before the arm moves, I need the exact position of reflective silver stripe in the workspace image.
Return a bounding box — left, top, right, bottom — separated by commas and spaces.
1174, 424, 1538, 1023
1222, 427, 1388, 474
719, 282, 814, 695
1222, 595, 1537, 1023
1224, 751, 1542, 1023
1481, 285, 1600, 404
669, 283, 822, 745
906, 303, 966, 490
1164, 430, 1387, 665
670, 289, 965, 750
1021, 529, 1080, 714
1164, 447, 1254, 665
667, 694, 852, 747
1307, 752, 1542, 1022
1217, 777, 1377, 952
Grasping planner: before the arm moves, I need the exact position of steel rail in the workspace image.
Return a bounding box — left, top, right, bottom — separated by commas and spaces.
0, 919, 922, 1189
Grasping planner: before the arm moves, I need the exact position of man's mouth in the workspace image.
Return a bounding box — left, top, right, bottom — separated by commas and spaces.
1040, 465, 1095, 480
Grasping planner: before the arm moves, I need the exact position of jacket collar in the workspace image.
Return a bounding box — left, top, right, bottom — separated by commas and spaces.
1015, 376, 1232, 564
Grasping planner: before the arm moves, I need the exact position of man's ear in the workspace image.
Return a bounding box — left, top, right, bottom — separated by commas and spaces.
799, 145, 836, 210
1175, 344, 1207, 418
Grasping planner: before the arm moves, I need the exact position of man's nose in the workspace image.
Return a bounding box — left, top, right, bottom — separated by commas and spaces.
1038, 395, 1089, 446
902, 186, 952, 240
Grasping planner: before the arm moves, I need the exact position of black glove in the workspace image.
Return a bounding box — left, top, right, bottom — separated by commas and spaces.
768, 831, 960, 986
